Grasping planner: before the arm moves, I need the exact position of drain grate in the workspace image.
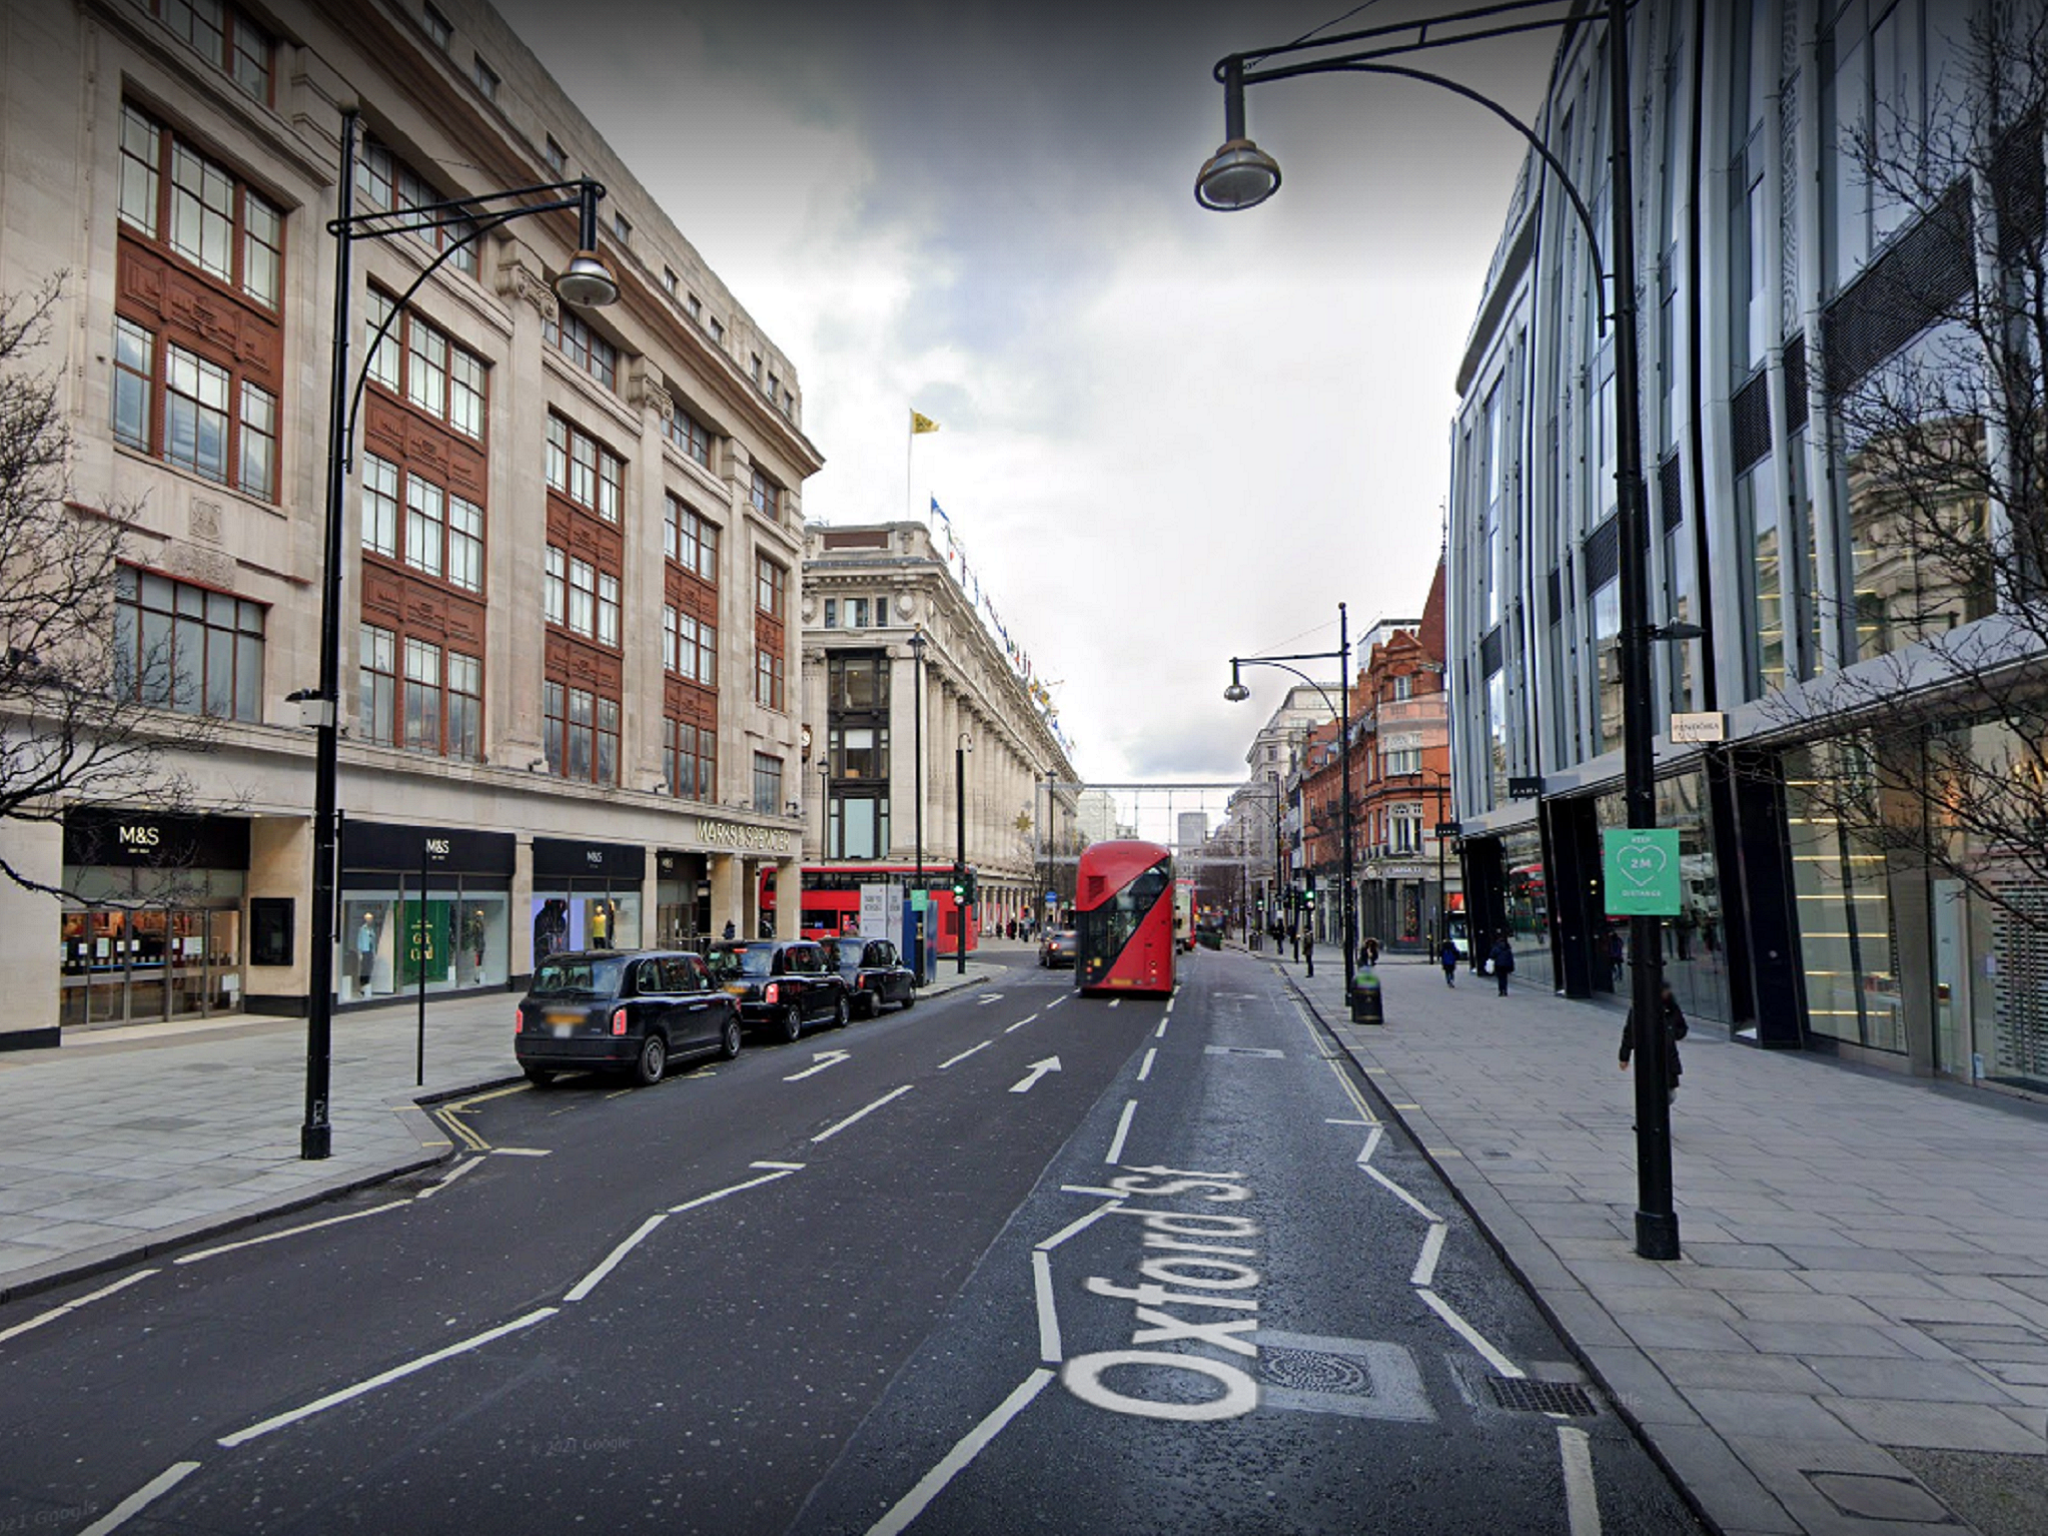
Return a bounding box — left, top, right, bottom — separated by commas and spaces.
1486, 1377, 1598, 1417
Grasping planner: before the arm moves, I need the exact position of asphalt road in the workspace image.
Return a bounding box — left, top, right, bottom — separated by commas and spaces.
0, 947, 1701, 1535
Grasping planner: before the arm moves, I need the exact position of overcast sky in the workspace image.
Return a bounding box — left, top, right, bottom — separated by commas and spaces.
496, 0, 1549, 792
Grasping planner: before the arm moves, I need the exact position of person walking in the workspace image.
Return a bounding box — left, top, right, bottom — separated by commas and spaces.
1362, 937, 1380, 969
1488, 934, 1516, 996
721, 918, 736, 941
1620, 979, 1689, 1104
1302, 926, 1315, 978
1439, 937, 1459, 986
1606, 927, 1627, 989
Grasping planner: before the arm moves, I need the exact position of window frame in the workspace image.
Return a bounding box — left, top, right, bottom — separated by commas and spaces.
113, 564, 265, 722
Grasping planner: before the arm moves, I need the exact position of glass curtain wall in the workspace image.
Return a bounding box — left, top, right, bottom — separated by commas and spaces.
1785, 743, 1904, 1052
1593, 772, 1731, 1023
1498, 825, 1553, 994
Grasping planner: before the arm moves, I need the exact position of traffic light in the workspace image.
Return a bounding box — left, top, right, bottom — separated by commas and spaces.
1302, 887, 1317, 908
950, 867, 968, 903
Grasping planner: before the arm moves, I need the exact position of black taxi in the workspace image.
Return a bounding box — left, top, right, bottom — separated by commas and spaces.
515, 949, 740, 1087
824, 936, 917, 1019
707, 940, 851, 1042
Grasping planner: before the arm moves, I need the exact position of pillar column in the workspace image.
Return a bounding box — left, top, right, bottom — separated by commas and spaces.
709, 852, 741, 939
775, 856, 801, 940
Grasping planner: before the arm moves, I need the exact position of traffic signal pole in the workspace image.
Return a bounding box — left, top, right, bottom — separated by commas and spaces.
955, 737, 969, 975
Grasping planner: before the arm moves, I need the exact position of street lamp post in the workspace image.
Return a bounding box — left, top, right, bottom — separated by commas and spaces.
1198, 0, 1678, 1259
955, 732, 972, 975
1223, 602, 1355, 994
300, 108, 618, 1160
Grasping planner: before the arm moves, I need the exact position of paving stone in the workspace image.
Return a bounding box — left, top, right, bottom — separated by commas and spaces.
1806, 1355, 2019, 1404
1644, 1424, 1802, 1534
1823, 1398, 2048, 1453
1735, 1321, 1917, 1357
1728, 1292, 1890, 1326
1617, 1312, 1756, 1352
1658, 1350, 1834, 1394
1683, 1388, 1864, 1441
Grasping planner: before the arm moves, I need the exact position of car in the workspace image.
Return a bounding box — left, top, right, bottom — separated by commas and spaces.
515, 949, 741, 1088
824, 936, 917, 1018
1039, 929, 1077, 969
707, 939, 851, 1042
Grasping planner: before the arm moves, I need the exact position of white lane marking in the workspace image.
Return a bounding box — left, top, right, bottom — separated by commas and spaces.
1107, 999, 1121, 1010
1036, 1200, 1122, 1252
175, 1200, 408, 1265
1357, 1127, 1385, 1166
1325, 1117, 1371, 1126
1410, 1223, 1449, 1288
812, 1084, 913, 1143
1032, 1249, 1061, 1363
671, 1168, 799, 1213
1363, 1164, 1442, 1223
564, 1213, 668, 1302
939, 1040, 992, 1069
978, 994, 1004, 1006
1104, 1099, 1138, 1164
78, 1460, 202, 1536
1417, 1288, 1524, 1379
0, 1269, 159, 1346
415, 1156, 483, 1200
1154, 1018, 1168, 1039
1136, 1048, 1157, 1082
1558, 1424, 1603, 1536
1004, 1013, 1039, 1033
1045, 996, 1067, 1010
1010, 1057, 1062, 1094
490, 1146, 551, 1157
783, 1048, 852, 1082
864, 1370, 1054, 1536
218, 1308, 558, 1447
1165, 997, 1176, 1014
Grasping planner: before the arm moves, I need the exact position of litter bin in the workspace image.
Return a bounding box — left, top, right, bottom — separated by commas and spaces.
1350, 971, 1383, 1025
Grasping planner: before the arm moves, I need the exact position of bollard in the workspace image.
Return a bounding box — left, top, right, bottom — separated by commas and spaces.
1349, 971, 1383, 1025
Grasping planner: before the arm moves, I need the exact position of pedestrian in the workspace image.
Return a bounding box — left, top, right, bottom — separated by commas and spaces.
1606, 927, 1627, 989
1488, 934, 1516, 996
1363, 937, 1380, 968
722, 918, 736, 941
1620, 979, 1689, 1105
1439, 937, 1458, 987
1302, 927, 1315, 978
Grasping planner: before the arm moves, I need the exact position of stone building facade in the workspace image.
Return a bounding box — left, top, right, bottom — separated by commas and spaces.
0, 0, 820, 1044
799, 521, 1077, 937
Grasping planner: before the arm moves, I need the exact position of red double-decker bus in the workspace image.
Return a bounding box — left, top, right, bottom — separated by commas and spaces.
760, 864, 976, 953
1075, 840, 1175, 996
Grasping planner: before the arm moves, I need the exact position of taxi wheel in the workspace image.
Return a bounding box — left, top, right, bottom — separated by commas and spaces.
633, 1032, 667, 1086
832, 995, 851, 1029
781, 1005, 804, 1044
719, 1016, 743, 1061
900, 989, 915, 1011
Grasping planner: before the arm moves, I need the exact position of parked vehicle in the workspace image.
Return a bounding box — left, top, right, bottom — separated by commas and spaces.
825, 936, 917, 1018
515, 949, 740, 1088
708, 939, 850, 1042
1038, 929, 1078, 969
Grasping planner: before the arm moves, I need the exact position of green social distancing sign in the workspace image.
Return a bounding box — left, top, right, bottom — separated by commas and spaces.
1602, 828, 1682, 917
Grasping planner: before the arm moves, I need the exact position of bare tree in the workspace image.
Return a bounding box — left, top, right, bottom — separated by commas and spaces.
0, 279, 205, 894
1759, 3, 2048, 939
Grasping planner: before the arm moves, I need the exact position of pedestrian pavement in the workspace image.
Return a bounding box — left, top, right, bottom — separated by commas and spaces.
1264, 944, 2048, 1536
0, 952, 1009, 1304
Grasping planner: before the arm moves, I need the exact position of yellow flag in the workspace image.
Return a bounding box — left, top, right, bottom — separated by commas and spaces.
911, 410, 940, 434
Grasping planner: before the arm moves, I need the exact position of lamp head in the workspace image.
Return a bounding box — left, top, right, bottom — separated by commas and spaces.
1223, 660, 1250, 703
555, 251, 619, 309
1196, 140, 1282, 211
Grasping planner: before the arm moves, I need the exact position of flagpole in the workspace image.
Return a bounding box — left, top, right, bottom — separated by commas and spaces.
906, 408, 916, 524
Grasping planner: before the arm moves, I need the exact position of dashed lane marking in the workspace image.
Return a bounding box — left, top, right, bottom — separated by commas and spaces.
1035, 1200, 1122, 1252
1363, 1165, 1443, 1224
491, 1146, 551, 1157
1559, 1424, 1603, 1536
751, 1160, 806, 1171
564, 1214, 667, 1302
1107, 999, 1120, 1010
1136, 1048, 1156, 1082
175, 1201, 409, 1266
217, 1308, 558, 1447
1045, 996, 1067, 1010
1005, 1013, 1039, 1033
0, 1268, 159, 1346
1416, 1288, 1523, 1380
78, 1460, 202, 1536
1032, 1249, 1061, 1363
1154, 1018, 1168, 1039
812, 1085, 914, 1143
1410, 1223, 1448, 1287
1103, 1099, 1137, 1164
671, 1167, 800, 1212
939, 1040, 992, 1069
864, 1370, 1055, 1536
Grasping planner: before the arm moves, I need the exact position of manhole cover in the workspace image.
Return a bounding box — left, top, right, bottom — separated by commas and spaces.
1262, 1347, 1372, 1395
1487, 1377, 1598, 1417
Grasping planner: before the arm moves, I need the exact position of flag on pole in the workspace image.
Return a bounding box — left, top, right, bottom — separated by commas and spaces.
911, 410, 940, 434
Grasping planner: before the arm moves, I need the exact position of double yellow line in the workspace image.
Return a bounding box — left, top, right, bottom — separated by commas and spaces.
433, 1081, 528, 1153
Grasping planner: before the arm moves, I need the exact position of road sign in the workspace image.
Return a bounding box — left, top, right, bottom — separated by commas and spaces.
1602, 828, 1682, 917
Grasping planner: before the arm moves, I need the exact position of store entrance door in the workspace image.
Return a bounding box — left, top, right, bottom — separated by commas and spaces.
1932, 879, 1970, 1079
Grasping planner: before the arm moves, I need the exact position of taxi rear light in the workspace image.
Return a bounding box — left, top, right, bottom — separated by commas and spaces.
610, 1008, 629, 1036
515, 1011, 525, 1034
764, 982, 780, 1004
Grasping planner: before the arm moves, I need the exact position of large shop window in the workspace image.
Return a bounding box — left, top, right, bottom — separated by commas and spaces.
532, 838, 645, 960
356, 138, 478, 279
1785, 743, 1904, 1052
113, 567, 265, 721
340, 823, 515, 1004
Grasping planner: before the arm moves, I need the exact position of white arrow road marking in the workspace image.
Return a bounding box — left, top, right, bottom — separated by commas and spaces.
783, 1049, 851, 1082
978, 993, 1006, 1005
1009, 1057, 1062, 1094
